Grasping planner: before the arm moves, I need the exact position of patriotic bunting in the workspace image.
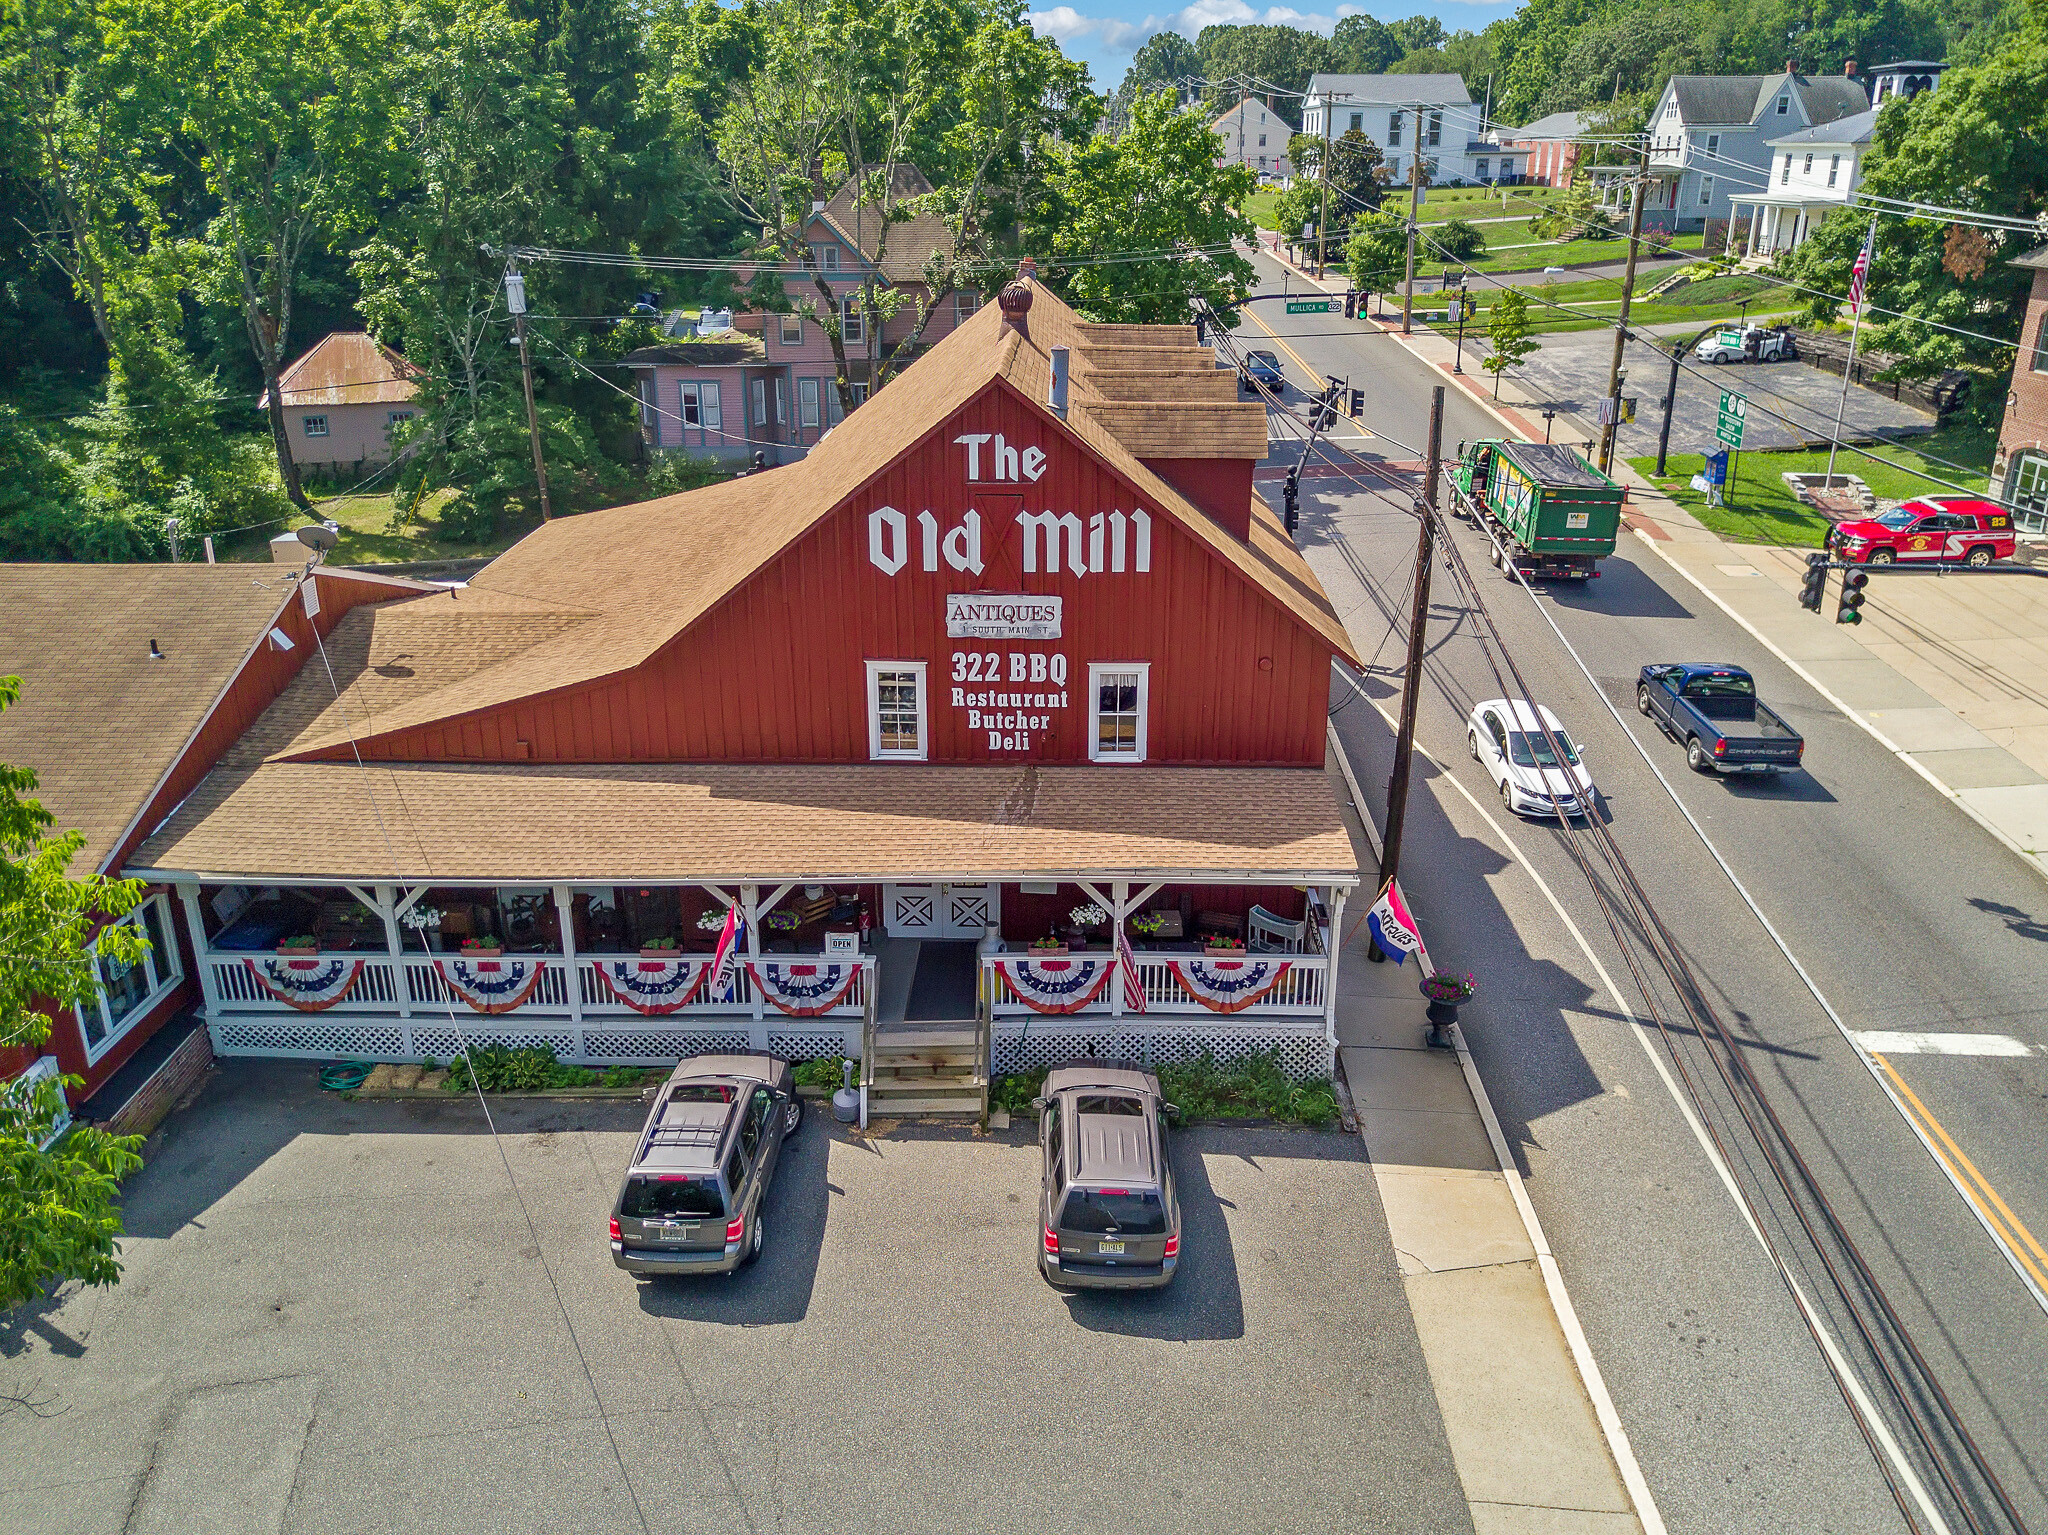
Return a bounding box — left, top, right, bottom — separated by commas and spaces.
243, 955, 364, 1012
745, 961, 861, 1017
1165, 958, 1293, 1014
434, 957, 548, 1014
589, 957, 712, 1016
991, 957, 1117, 1015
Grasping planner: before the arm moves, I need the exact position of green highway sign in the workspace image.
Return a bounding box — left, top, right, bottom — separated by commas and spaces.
1715, 389, 1749, 448
1285, 297, 1337, 315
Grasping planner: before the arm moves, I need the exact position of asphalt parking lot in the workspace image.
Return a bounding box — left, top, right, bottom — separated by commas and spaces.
0, 1062, 1468, 1535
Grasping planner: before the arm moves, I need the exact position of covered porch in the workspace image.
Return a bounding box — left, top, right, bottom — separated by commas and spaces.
1725, 193, 1837, 261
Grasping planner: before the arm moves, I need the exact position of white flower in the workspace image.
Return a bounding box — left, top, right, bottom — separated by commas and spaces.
400, 905, 443, 931
696, 907, 732, 931
1069, 903, 1107, 926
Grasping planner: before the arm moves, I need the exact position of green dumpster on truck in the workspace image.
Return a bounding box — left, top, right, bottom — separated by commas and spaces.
1451, 439, 1625, 583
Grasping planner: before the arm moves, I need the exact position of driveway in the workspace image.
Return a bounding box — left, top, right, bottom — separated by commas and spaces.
1464, 325, 1936, 459
0, 1063, 1467, 1535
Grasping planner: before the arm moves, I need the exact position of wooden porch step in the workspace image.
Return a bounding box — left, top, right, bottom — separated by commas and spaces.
871, 1048, 982, 1073
865, 1088, 988, 1117
872, 1025, 979, 1049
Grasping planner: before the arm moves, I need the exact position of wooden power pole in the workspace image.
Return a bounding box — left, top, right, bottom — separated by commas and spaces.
1379, 384, 1445, 896
1598, 166, 1649, 474
1401, 103, 1425, 335
505, 265, 554, 522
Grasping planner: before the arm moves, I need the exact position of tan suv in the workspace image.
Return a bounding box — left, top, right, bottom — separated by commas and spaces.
1034, 1063, 1181, 1290
609, 1054, 799, 1278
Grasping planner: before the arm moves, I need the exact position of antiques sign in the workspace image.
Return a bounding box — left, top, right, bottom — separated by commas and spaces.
946, 594, 1062, 640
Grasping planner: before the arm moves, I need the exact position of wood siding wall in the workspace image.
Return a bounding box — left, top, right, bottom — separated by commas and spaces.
353, 385, 1335, 767
1140, 457, 1255, 540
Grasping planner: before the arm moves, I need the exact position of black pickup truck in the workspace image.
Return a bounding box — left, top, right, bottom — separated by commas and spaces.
1637, 663, 1804, 775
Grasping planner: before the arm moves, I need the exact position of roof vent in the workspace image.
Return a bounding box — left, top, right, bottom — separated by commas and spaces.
1048, 346, 1069, 419
148, 638, 163, 660
998, 277, 1033, 337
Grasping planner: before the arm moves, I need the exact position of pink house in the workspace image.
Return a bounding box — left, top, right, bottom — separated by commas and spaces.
259, 332, 420, 473
624, 167, 981, 465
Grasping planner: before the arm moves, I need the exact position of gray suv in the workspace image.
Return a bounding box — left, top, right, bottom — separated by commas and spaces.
609, 1054, 800, 1277
1034, 1064, 1181, 1290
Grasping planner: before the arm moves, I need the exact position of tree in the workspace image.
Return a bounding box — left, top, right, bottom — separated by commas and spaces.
1346, 210, 1409, 294
1332, 14, 1403, 73
1118, 29, 1198, 103
0, 676, 146, 1315
1388, 15, 1447, 55
1194, 24, 1330, 128
109, 0, 396, 513
1434, 218, 1485, 260
1023, 88, 1258, 325
1483, 287, 1539, 396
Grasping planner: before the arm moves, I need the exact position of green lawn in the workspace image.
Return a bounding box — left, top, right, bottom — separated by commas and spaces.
214, 485, 542, 566
1626, 427, 1995, 548
1410, 269, 1792, 336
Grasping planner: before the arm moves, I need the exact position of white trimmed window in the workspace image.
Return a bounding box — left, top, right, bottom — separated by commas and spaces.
83, 894, 182, 1063
1705, 133, 1719, 156
1828, 154, 1840, 187
954, 291, 979, 325
798, 376, 820, 428
840, 296, 865, 347
1700, 175, 1714, 206
780, 311, 803, 345
1088, 663, 1149, 763
867, 661, 927, 760
750, 376, 767, 425
302, 415, 329, 437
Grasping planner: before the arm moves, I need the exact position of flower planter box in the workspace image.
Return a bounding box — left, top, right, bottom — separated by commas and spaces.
460, 946, 504, 959
1203, 945, 1247, 959
1028, 943, 1069, 957
638, 947, 681, 959
275, 944, 320, 956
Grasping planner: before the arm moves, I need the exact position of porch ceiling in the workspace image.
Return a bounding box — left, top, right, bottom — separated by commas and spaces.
127, 761, 1360, 887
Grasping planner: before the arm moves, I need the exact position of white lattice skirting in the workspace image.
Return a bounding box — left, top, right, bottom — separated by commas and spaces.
992, 1020, 1333, 1079
207, 1014, 859, 1067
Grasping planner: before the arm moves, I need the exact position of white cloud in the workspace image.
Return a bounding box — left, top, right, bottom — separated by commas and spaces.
1029, 4, 1345, 57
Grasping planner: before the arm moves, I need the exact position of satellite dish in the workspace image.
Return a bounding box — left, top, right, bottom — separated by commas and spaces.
294, 524, 339, 553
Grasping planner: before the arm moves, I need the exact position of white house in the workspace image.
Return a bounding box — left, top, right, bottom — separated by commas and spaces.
1301, 74, 1515, 186
1601, 68, 1870, 233
1212, 98, 1291, 183
1727, 108, 1877, 259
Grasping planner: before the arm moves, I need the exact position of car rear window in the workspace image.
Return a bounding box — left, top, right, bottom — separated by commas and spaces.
1681, 673, 1754, 700
1060, 1188, 1167, 1235
620, 1174, 724, 1220
1074, 1094, 1145, 1116
670, 1083, 735, 1103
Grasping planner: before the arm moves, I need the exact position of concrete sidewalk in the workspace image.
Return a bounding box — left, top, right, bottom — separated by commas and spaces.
1329, 731, 1656, 1534
1382, 321, 2048, 884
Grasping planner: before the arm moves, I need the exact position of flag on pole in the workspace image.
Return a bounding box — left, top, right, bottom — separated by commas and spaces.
1365, 880, 1427, 967
1117, 919, 1147, 1013
1847, 226, 1874, 311
708, 905, 746, 1002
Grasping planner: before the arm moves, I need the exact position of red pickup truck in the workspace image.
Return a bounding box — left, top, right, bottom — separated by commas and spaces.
1826, 496, 2016, 567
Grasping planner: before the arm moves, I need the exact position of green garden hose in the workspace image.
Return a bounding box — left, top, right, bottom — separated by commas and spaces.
319, 1059, 375, 1092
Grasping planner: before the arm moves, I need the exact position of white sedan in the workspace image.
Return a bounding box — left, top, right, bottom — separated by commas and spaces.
1466, 699, 1598, 818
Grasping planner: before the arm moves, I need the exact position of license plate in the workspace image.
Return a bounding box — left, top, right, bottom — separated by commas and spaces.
1097, 1239, 1125, 1255
656, 1222, 698, 1241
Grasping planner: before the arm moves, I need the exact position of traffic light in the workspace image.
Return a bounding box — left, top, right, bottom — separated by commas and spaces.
1283, 471, 1300, 534
1343, 290, 1359, 319
1835, 567, 1869, 625
1312, 384, 1337, 431
1349, 387, 1365, 416
1798, 552, 1828, 612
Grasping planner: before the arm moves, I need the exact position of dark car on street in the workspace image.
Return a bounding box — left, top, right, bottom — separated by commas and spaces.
1241, 349, 1285, 394
1637, 663, 1804, 775
609, 1053, 800, 1277
1034, 1064, 1181, 1290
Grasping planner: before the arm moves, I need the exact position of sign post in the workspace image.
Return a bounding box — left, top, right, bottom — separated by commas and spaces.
1716, 389, 1748, 504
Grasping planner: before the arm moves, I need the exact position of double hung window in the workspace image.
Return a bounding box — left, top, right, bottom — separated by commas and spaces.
1088, 663, 1149, 762
780, 312, 803, 345
798, 376, 821, 429
867, 661, 927, 761
840, 296, 866, 347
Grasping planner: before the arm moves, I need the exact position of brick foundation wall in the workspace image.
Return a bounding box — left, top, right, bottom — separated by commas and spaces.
104, 1027, 214, 1139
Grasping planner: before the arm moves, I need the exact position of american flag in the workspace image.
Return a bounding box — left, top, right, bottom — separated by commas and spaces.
1848, 224, 1875, 311
1117, 919, 1147, 1013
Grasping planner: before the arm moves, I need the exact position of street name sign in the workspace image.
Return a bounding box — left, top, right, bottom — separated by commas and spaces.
1716, 390, 1749, 448
1285, 297, 1337, 315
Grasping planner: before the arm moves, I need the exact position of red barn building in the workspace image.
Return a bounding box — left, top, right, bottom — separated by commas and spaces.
118, 271, 1364, 1115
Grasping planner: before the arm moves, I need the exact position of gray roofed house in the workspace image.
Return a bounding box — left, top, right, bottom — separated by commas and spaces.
1729, 105, 1883, 261
1302, 72, 1525, 187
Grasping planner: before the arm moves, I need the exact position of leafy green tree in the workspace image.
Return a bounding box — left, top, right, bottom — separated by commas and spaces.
1483, 287, 1539, 396
109, 0, 397, 513
1346, 209, 1409, 294
0, 676, 146, 1314
1023, 88, 1257, 325
1434, 218, 1485, 260
1194, 24, 1330, 128
1388, 15, 1447, 55
1786, 5, 2048, 410
1118, 29, 1199, 103
1332, 14, 1403, 73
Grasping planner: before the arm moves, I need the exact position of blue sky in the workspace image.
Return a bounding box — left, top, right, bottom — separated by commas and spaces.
1027, 3, 1524, 91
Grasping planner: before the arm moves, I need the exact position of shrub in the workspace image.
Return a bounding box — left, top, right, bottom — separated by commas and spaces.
793, 1055, 856, 1090
444, 1043, 597, 1092
1433, 218, 1485, 261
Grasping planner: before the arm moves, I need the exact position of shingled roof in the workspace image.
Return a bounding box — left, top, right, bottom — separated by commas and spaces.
1666, 72, 1870, 129
251, 274, 1350, 763
816, 165, 956, 285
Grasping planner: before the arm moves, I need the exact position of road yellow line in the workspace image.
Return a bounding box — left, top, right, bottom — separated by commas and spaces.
1873, 1052, 2048, 1291
1238, 306, 1376, 440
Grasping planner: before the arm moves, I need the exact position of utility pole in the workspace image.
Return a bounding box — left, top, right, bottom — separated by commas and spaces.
1654, 342, 1683, 477
1379, 384, 1444, 901
1598, 165, 1648, 474
505, 264, 553, 522
1316, 91, 1335, 279
1401, 103, 1424, 335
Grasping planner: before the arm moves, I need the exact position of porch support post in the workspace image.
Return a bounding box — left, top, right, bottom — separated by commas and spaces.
176, 883, 218, 1019
376, 883, 411, 1021
1323, 885, 1348, 1067
554, 884, 583, 1058
743, 882, 766, 1047
1110, 880, 1128, 1019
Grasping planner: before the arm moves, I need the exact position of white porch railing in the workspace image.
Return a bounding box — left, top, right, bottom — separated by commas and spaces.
983, 951, 1327, 1018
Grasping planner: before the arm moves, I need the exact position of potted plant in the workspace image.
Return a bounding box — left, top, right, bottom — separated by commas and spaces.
1129, 911, 1168, 940
1420, 971, 1476, 1047
1202, 934, 1247, 958
276, 934, 320, 955
762, 908, 800, 933
639, 936, 681, 957
461, 935, 503, 958
696, 907, 731, 934
1029, 934, 1068, 957
1068, 902, 1107, 941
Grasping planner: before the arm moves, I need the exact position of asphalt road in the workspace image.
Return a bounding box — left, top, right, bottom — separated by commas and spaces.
1262, 253, 2048, 1534
0, 1065, 1465, 1535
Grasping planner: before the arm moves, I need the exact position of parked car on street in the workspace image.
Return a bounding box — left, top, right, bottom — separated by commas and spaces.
609, 1053, 800, 1277
1637, 663, 1804, 775
1694, 324, 1796, 364
1466, 698, 1597, 817
1035, 1064, 1180, 1290
1826, 497, 2017, 566
1241, 349, 1285, 394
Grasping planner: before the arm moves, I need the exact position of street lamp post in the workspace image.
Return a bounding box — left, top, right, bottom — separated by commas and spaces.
1452, 288, 1470, 374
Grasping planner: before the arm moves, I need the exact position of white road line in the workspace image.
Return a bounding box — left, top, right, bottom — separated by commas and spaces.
1332, 670, 1950, 1533
1853, 1031, 2034, 1058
